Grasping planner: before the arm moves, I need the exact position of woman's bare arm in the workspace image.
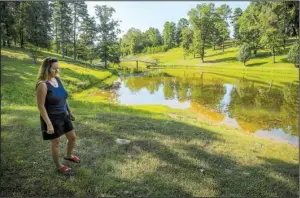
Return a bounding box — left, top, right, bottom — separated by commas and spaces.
66, 100, 75, 121
36, 82, 54, 133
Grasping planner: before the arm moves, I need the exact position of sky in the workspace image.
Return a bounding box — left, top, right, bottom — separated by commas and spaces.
86, 1, 250, 38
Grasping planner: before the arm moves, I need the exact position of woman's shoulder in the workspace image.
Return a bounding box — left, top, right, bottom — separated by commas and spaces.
36, 81, 48, 92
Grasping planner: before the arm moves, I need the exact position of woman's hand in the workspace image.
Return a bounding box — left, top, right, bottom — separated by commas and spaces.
69, 112, 75, 121
47, 123, 54, 134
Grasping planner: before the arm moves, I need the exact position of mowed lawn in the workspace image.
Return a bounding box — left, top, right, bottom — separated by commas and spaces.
0, 47, 298, 197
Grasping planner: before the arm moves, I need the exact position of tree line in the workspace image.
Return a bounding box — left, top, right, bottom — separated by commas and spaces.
1, 1, 299, 67
0, 1, 120, 68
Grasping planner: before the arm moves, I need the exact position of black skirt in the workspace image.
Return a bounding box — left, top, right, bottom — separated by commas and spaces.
40, 112, 74, 140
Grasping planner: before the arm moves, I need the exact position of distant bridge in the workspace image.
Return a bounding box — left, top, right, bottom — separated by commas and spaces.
120, 58, 157, 70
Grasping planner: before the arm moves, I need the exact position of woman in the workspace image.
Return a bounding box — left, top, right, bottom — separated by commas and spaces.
36, 57, 80, 174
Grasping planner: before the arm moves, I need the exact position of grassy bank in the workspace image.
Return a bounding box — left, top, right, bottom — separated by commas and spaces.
1, 47, 298, 197
120, 39, 299, 86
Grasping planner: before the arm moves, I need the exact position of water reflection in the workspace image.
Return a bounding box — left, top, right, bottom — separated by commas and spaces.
95, 73, 299, 146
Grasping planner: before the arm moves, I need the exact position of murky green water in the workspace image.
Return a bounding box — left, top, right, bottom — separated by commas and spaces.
94, 71, 299, 146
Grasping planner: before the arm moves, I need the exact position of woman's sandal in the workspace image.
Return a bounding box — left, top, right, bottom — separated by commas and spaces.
57, 165, 71, 174
64, 155, 80, 163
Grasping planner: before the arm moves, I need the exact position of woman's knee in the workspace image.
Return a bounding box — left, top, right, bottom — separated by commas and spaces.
51, 138, 60, 148
66, 130, 76, 142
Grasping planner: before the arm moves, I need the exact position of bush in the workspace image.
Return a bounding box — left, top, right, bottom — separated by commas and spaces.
287, 42, 299, 67
142, 45, 168, 54
237, 43, 252, 66
27, 43, 41, 64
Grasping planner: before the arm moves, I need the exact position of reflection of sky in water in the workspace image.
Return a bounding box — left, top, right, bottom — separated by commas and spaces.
113, 77, 298, 146
116, 82, 190, 109
218, 84, 298, 146
219, 84, 240, 128
255, 128, 299, 146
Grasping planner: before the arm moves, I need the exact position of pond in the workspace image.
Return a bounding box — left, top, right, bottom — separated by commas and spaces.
92, 71, 299, 146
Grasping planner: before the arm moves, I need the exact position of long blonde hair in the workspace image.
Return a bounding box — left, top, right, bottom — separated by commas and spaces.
36, 57, 59, 90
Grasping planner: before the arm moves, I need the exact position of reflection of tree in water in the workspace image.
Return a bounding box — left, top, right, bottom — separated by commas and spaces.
145, 77, 162, 94
228, 79, 298, 135
124, 77, 162, 93
174, 76, 190, 102
281, 83, 298, 135
190, 78, 225, 110
231, 79, 258, 107
163, 77, 176, 99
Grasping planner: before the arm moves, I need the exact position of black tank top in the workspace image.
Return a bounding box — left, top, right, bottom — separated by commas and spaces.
44, 77, 68, 114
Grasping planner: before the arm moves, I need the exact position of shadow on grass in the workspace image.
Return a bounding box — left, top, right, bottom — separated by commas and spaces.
1, 101, 298, 197
1, 50, 298, 196
205, 49, 236, 58
246, 62, 268, 67
205, 57, 237, 63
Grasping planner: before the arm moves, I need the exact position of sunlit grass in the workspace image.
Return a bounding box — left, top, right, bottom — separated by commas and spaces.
1, 46, 298, 197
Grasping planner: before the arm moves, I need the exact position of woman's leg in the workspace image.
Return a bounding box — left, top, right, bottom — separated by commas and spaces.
65, 130, 76, 158
50, 137, 63, 169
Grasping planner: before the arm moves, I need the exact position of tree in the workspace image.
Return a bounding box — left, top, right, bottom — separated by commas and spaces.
0, 2, 16, 47
216, 4, 231, 52
175, 18, 189, 46
287, 42, 299, 67
95, 5, 120, 69
181, 27, 193, 59
237, 43, 252, 66
22, 2, 52, 48
52, 1, 73, 58
238, 2, 262, 56
27, 43, 41, 64
77, 15, 97, 62
163, 21, 176, 49
70, 1, 87, 60
145, 27, 162, 47
231, 8, 243, 44
258, 2, 284, 64
188, 3, 215, 62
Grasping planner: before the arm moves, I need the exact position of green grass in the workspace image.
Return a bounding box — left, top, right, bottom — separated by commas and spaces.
1, 46, 299, 197
121, 39, 298, 87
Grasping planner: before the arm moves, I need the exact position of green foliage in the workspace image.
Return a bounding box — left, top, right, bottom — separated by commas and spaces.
237, 43, 252, 66
181, 27, 193, 59
188, 3, 216, 62
287, 42, 299, 67
163, 21, 176, 49
52, 1, 73, 58
175, 18, 189, 46
142, 45, 168, 54
95, 5, 120, 68
26, 43, 41, 64
231, 8, 243, 42
145, 27, 162, 47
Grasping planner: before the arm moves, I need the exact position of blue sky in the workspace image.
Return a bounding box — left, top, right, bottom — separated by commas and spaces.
86, 1, 250, 38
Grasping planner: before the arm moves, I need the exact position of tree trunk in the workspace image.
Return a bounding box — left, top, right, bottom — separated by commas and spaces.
104, 52, 107, 69
222, 39, 224, 53
73, 3, 77, 60
272, 47, 275, 64
60, 4, 64, 58
7, 39, 10, 48
201, 46, 204, 63
55, 23, 58, 53
5, 22, 10, 48
20, 31, 24, 48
